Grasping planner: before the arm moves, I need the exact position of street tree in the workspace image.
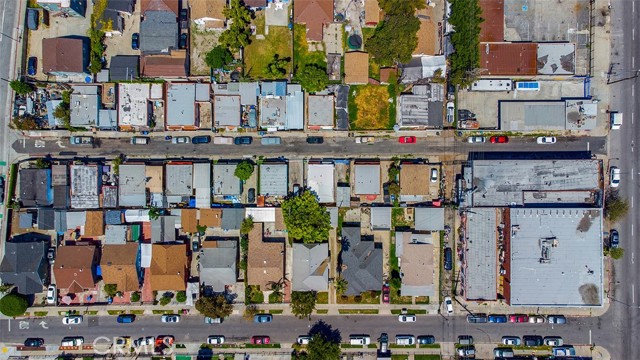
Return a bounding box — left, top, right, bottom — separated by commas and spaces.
195, 295, 233, 319
234, 160, 254, 181
281, 190, 331, 243
219, 0, 253, 51
290, 291, 317, 319
0, 293, 28, 317
306, 333, 340, 360
9, 80, 33, 95
205, 45, 233, 69
605, 194, 629, 223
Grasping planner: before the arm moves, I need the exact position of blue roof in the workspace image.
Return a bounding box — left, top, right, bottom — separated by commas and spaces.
105, 210, 123, 225
260, 81, 287, 96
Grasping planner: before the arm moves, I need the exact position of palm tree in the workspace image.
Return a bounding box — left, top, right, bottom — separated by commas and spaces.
267, 277, 288, 299
334, 276, 348, 296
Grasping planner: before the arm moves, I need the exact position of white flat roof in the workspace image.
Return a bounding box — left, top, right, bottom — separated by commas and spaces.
118, 83, 150, 127
307, 163, 335, 203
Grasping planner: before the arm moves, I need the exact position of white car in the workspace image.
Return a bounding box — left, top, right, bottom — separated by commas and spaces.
207, 336, 225, 345
444, 296, 454, 314
430, 168, 438, 183
544, 337, 564, 346
467, 136, 485, 143
46, 285, 56, 305
161, 314, 181, 323
355, 136, 374, 144
172, 136, 190, 144
537, 136, 556, 144
297, 336, 311, 345
528, 315, 546, 323
610, 166, 621, 188
398, 314, 417, 322
62, 315, 83, 325
133, 336, 155, 347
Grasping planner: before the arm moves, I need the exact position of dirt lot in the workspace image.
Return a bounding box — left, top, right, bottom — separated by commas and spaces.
190, 25, 222, 76
349, 85, 393, 130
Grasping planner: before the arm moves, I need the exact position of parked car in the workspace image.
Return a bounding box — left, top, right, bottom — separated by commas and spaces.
133, 336, 155, 347
349, 335, 370, 345
24, 338, 44, 347
537, 136, 557, 144
528, 315, 546, 323
179, 33, 188, 49
490, 135, 509, 143
207, 335, 225, 345
457, 335, 473, 345
466, 313, 487, 323
552, 346, 576, 356
467, 136, 485, 143
156, 335, 175, 346
547, 315, 567, 324
131, 33, 139, 50
254, 314, 273, 323
457, 345, 475, 357
355, 136, 374, 143
297, 336, 311, 345
204, 316, 223, 324
610, 166, 621, 188
234, 136, 253, 145
27, 57, 37, 76
398, 314, 416, 323
488, 314, 508, 323
247, 188, 256, 203
130, 136, 149, 145
161, 314, 180, 323
443, 247, 453, 271
430, 168, 438, 183
417, 335, 436, 345
610, 229, 620, 248
502, 336, 521, 346
192, 238, 199, 252
494, 347, 515, 357
509, 314, 529, 323
179, 8, 188, 27
382, 283, 390, 304
116, 314, 136, 323
172, 136, 190, 144
0, 176, 5, 204
191, 135, 211, 144
523, 335, 544, 347
251, 336, 270, 344
61, 337, 84, 346
399, 136, 416, 144
69, 136, 94, 145
62, 315, 83, 325
544, 336, 564, 346
47, 247, 55, 264
46, 284, 56, 304
306, 136, 324, 144
444, 296, 454, 314
261, 137, 281, 145
379, 333, 388, 353
115, 337, 131, 348
395, 335, 415, 345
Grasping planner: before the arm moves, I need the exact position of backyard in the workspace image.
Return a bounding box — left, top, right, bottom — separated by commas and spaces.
293, 23, 326, 71
190, 26, 223, 76
243, 13, 292, 80
348, 85, 394, 130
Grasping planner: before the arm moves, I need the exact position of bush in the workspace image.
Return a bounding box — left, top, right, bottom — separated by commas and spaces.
130, 292, 141, 302
176, 291, 187, 303
205, 45, 233, 69
234, 160, 254, 181
605, 195, 629, 223
609, 247, 625, 260
10, 80, 33, 95
159, 293, 173, 306
0, 293, 28, 317
104, 284, 118, 297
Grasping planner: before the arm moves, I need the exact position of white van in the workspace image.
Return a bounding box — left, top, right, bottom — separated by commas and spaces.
213, 136, 234, 145
611, 112, 623, 129
61, 337, 84, 346
349, 335, 371, 345
395, 335, 416, 345
130, 136, 149, 145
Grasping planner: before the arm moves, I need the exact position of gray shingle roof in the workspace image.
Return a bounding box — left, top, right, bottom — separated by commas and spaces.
221, 208, 244, 230
109, 55, 139, 81
340, 226, 383, 295
0, 238, 48, 295
140, 10, 178, 53
292, 243, 329, 292
199, 240, 237, 292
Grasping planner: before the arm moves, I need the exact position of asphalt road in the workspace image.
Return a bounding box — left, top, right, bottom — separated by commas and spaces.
12, 136, 606, 158
0, 314, 611, 348
0, 0, 21, 167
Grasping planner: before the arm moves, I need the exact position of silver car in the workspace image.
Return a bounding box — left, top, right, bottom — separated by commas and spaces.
467, 136, 485, 143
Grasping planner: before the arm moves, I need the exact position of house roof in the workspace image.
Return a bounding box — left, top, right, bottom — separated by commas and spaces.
70, 85, 99, 127
100, 8, 124, 32
247, 223, 284, 289
190, 0, 225, 22
19, 168, 52, 207
142, 0, 178, 15
480, 42, 537, 76
107, 0, 135, 13
42, 37, 86, 74
370, 207, 391, 230
119, 164, 147, 207
221, 208, 244, 230
396, 232, 434, 296
344, 52, 370, 84
199, 208, 222, 228
414, 207, 445, 231
151, 216, 176, 243
150, 243, 188, 291
0, 240, 48, 295
199, 240, 237, 292
100, 243, 140, 292
166, 83, 196, 127
166, 164, 193, 196
307, 163, 335, 203
400, 164, 429, 196
307, 95, 334, 127
340, 226, 383, 295
109, 55, 139, 81
140, 10, 179, 53
292, 243, 329, 291
38, 208, 55, 230
141, 51, 187, 77
364, 0, 381, 25
479, 0, 504, 42
181, 208, 198, 233
145, 165, 164, 193
104, 224, 127, 244
53, 246, 97, 293
259, 163, 288, 196
379, 67, 396, 83
243, 0, 266, 7
70, 164, 100, 209
294, 0, 333, 42
214, 95, 242, 127
84, 210, 104, 236
354, 164, 380, 195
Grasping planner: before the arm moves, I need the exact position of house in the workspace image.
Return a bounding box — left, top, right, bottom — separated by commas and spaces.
199, 239, 237, 292
70, 85, 99, 127
213, 163, 241, 196
141, 50, 188, 77
213, 96, 242, 128
396, 232, 435, 296
181, 209, 198, 233
259, 82, 304, 131
151, 215, 177, 243
19, 168, 53, 207
292, 243, 329, 292
110, 55, 139, 81
166, 83, 211, 130
70, 164, 100, 209
84, 210, 105, 237
118, 83, 150, 129
307, 95, 334, 130
104, 224, 128, 244
98, 109, 117, 129
364, 0, 381, 27
118, 164, 147, 207
399, 164, 429, 201
414, 208, 444, 231
0, 236, 49, 295
149, 243, 188, 291
243, 0, 266, 8
107, 0, 135, 14
53, 246, 98, 293
247, 223, 284, 289
221, 208, 244, 230
307, 163, 335, 203
42, 37, 88, 77
165, 163, 193, 200
401, 55, 446, 84
100, 8, 124, 36
37, 0, 85, 17
141, 0, 178, 14
140, 1, 179, 53
100, 243, 141, 292
294, 0, 333, 42
340, 226, 382, 295
190, 0, 226, 30
193, 162, 212, 208
399, 84, 445, 129
370, 207, 391, 230
344, 52, 369, 84
259, 163, 288, 197
354, 163, 380, 196
199, 208, 222, 228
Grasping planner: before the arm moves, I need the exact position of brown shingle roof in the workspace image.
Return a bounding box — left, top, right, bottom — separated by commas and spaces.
247, 223, 284, 289
344, 51, 369, 84
150, 243, 188, 291
294, 0, 334, 42
100, 243, 139, 292
199, 208, 222, 228
53, 246, 97, 293
181, 208, 198, 233
190, 0, 225, 28
364, 0, 381, 25
142, 0, 179, 15
399, 235, 434, 287
414, 6, 436, 55
479, 0, 504, 42
42, 38, 86, 74
480, 42, 537, 76
84, 210, 104, 237
243, 0, 266, 7
399, 164, 429, 196
141, 51, 187, 77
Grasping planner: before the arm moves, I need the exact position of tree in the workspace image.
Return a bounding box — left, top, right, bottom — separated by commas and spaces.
334, 277, 348, 296
196, 295, 233, 319
104, 284, 118, 297
219, 0, 253, 51
388, 182, 400, 197
295, 64, 328, 93
240, 216, 254, 235
0, 293, 28, 317
282, 190, 331, 243
205, 45, 233, 69
366, 15, 420, 65
378, 0, 425, 15
130, 291, 141, 302
88, 0, 107, 74
176, 291, 187, 303
148, 205, 161, 220
306, 333, 341, 360
243, 304, 259, 321
448, 0, 483, 85
266, 54, 290, 78
159, 292, 173, 306
11, 116, 39, 131
605, 195, 629, 223
290, 291, 317, 319
234, 160, 254, 181
9, 80, 33, 95
609, 247, 625, 260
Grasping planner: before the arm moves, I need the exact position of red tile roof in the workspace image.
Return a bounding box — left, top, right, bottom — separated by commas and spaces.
53, 246, 97, 293
479, 42, 537, 76
294, 0, 334, 42
142, 0, 179, 15
141, 51, 187, 77
479, 0, 504, 42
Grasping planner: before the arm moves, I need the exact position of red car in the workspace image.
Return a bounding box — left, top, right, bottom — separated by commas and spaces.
399, 136, 416, 144
509, 314, 529, 323
251, 336, 270, 344
382, 284, 390, 304
490, 136, 509, 143
156, 335, 175, 346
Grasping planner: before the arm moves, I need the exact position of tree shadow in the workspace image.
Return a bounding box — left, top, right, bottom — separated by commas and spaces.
308, 319, 341, 343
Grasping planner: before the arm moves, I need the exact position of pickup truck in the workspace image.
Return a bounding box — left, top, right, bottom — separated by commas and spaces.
69, 136, 94, 145
213, 137, 233, 145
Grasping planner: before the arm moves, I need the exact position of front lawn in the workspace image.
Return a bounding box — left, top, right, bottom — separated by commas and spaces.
337, 290, 381, 304
317, 291, 329, 304
348, 85, 394, 130
245, 285, 265, 304
244, 17, 292, 80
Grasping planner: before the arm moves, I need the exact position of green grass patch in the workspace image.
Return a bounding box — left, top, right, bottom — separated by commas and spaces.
348, 84, 393, 130
270, 309, 284, 314
268, 291, 283, 304
392, 207, 412, 228
246, 285, 264, 304
293, 24, 326, 70
317, 291, 329, 304
337, 290, 380, 304
83, 311, 98, 315
151, 310, 175, 315
315, 309, 329, 314
387, 83, 398, 129
390, 344, 417, 348
414, 355, 442, 360
390, 309, 427, 315
347, 85, 360, 126
130, 310, 144, 315
7, 163, 18, 207
341, 344, 364, 349
253, 11, 265, 35
391, 355, 409, 360
367, 344, 378, 349
107, 310, 125, 315
415, 296, 430, 304
244, 26, 292, 80
338, 309, 379, 314
34, 311, 48, 317
245, 343, 281, 348
419, 344, 441, 349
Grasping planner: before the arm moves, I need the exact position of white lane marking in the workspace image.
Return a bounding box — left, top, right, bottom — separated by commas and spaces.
632, 223, 635, 237
635, 28, 636, 41
633, 252, 635, 264
632, 168, 635, 180
633, 196, 635, 208
589, 329, 592, 345
633, 112, 635, 125
634, 84, 636, 97
587, 142, 590, 151
633, 284, 635, 304
0, 0, 6, 43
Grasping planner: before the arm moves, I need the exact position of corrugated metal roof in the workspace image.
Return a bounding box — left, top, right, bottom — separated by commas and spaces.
479, 0, 504, 42
480, 42, 537, 76
414, 208, 445, 231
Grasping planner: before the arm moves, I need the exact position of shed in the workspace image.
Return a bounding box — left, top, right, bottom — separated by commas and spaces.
414, 208, 445, 231
370, 207, 391, 230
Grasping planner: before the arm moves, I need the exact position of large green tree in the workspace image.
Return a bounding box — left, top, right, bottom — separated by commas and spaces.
282, 190, 331, 243
295, 64, 328, 93
448, 0, 483, 86
219, 0, 253, 51
266, 54, 291, 78
9, 80, 32, 95
366, 15, 420, 65
290, 291, 317, 319
205, 45, 234, 69
195, 295, 233, 319
0, 293, 28, 317
378, 0, 425, 15
306, 333, 340, 360
234, 160, 254, 181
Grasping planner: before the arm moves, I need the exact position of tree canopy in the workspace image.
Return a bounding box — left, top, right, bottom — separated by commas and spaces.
306, 333, 341, 360
448, 0, 483, 86
366, 15, 420, 65
195, 295, 233, 319
219, 0, 253, 51
240, 216, 254, 235
0, 293, 28, 317
281, 190, 331, 243
205, 45, 233, 69
605, 193, 629, 223
234, 160, 254, 181
290, 291, 317, 319
378, 0, 425, 15
9, 80, 32, 95
295, 64, 329, 93
266, 54, 291, 78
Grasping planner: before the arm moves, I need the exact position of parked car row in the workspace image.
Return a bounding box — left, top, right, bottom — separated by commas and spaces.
466, 313, 567, 324
347, 334, 435, 346
467, 135, 558, 144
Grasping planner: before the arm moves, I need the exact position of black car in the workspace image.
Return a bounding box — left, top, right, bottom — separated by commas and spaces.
444, 247, 453, 271
192, 238, 199, 252
27, 57, 37, 76
191, 135, 211, 144
247, 188, 256, 203
234, 136, 253, 145
47, 247, 55, 264
24, 338, 44, 347
0, 176, 5, 204
179, 33, 188, 49
306, 136, 324, 144
523, 335, 543, 347
610, 229, 619, 248
466, 313, 487, 323
131, 33, 139, 50
416, 335, 436, 345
